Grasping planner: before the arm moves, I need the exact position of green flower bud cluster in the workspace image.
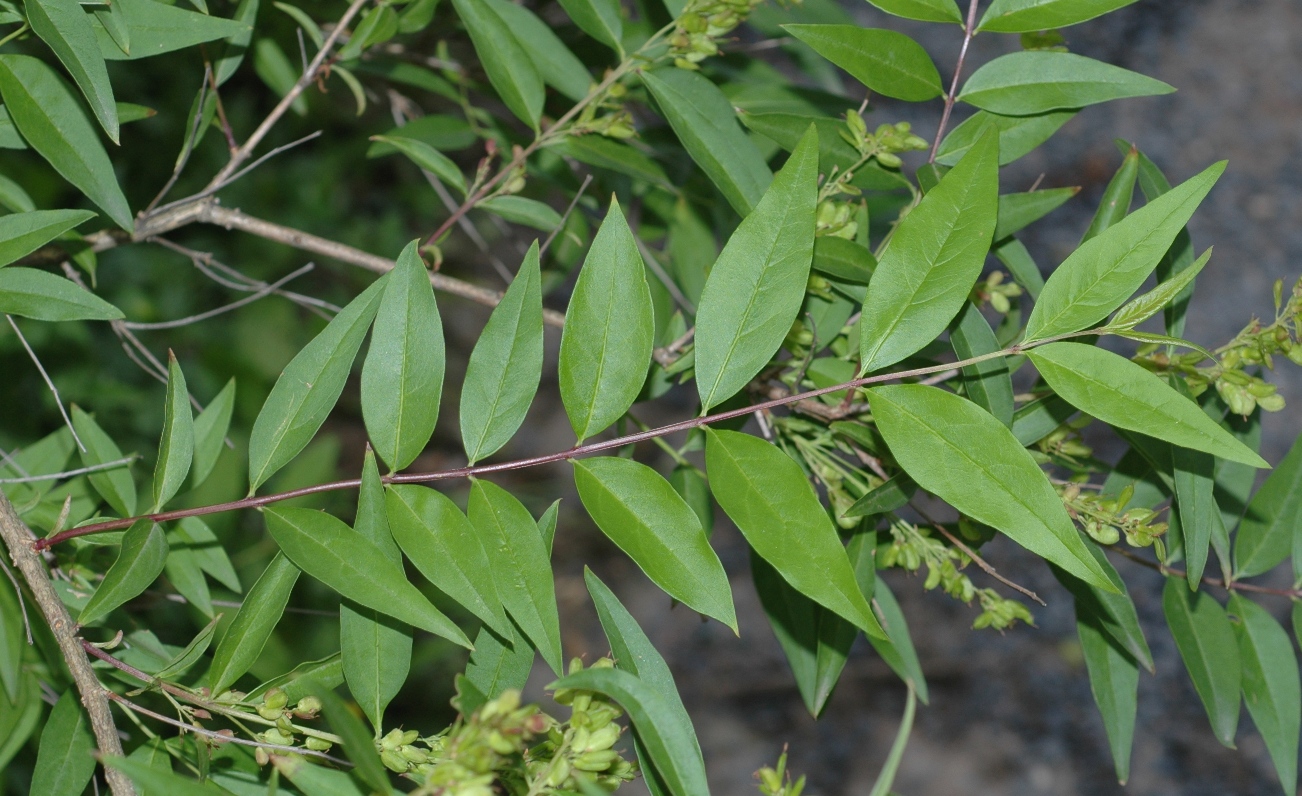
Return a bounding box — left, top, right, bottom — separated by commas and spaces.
1060, 482, 1167, 549
570, 80, 637, 140
1031, 416, 1094, 466
815, 200, 858, 240
1140, 277, 1302, 416
972, 271, 1023, 315
839, 115, 928, 170
777, 419, 878, 529
879, 519, 1032, 631
244, 689, 333, 761
755, 750, 806, 796
535, 658, 639, 792
669, 0, 762, 69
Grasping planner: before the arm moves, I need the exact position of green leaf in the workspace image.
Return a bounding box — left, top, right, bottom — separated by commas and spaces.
0, 267, 122, 320
469, 479, 564, 674
1050, 545, 1153, 671
1027, 343, 1267, 467
556, 0, 621, 52
1235, 434, 1302, 579
273, 755, 367, 796
30, 690, 96, 796
248, 275, 386, 491
642, 68, 772, 216
0, 209, 96, 268
0, 672, 41, 773
94, 0, 131, 58
864, 0, 961, 23
478, 196, 562, 231
1081, 146, 1138, 243
1163, 578, 1240, 746
783, 26, 942, 101
0, 581, 22, 703
248, 653, 344, 703
859, 128, 999, 373
253, 39, 306, 116
573, 457, 736, 631
104, 757, 230, 795
369, 135, 467, 195
669, 464, 713, 537
361, 241, 444, 472
994, 187, 1077, 241
27, 0, 118, 141
552, 136, 672, 191
1023, 161, 1224, 341
1107, 330, 1215, 363
1229, 594, 1300, 794
950, 301, 1014, 426
558, 199, 654, 441
867, 577, 929, 703
451, 0, 543, 128
341, 450, 411, 732
463, 624, 534, 708
549, 667, 710, 796
163, 536, 212, 617
461, 242, 543, 463
485, 0, 591, 101
91, 0, 251, 60
265, 506, 470, 647
175, 517, 240, 593
0, 174, 35, 212
937, 109, 1076, 167
705, 429, 885, 636
959, 52, 1174, 115
208, 552, 300, 696
191, 378, 235, 489
313, 685, 394, 795
870, 384, 1119, 590
695, 125, 818, 410
79, 520, 168, 625
812, 236, 875, 284
842, 473, 915, 518
69, 406, 136, 517
1077, 610, 1138, 784
386, 484, 510, 636
867, 682, 917, 796
153, 615, 220, 679
213, 0, 260, 86
1108, 248, 1212, 330
979, 0, 1139, 32
752, 550, 855, 717
151, 354, 194, 512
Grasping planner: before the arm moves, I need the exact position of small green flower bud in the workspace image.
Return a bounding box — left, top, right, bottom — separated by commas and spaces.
574, 749, 621, 772
292, 696, 322, 718
876, 152, 902, 169
381, 748, 411, 773
305, 736, 333, 752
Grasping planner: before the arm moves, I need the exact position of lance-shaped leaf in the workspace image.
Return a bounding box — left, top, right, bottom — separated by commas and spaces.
207, 552, 299, 695
313, 685, 394, 795
151, 354, 194, 512
213, 0, 260, 85
1233, 433, 1302, 580
341, 450, 411, 732
864, 0, 961, 23
642, 68, 771, 217
558, 199, 654, 441
1027, 343, 1267, 467
1024, 161, 1223, 341
0, 578, 23, 702
265, 507, 470, 647
867, 577, 929, 702
959, 52, 1174, 115
1077, 610, 1139, 784
164, 536, 212, 617
1163, 578, 1240, 746
273, 754, 368, 796
481, 2, 589, 103
550, 667, 710, 796
949, 301, 1013, 427
0, 209, 96, 268
859, 128, 999, 374
0, 267, 122, 320
1107, 248, 1211, 330
190, 378, 235, 489
91, 0, 250, 60
812, 237, 875, 284
1051, 545, 1153, 671
1119, 142, 1199, 337
1081, 146, 1138, 244
695, 125, 818, 410
175, 517, 240, 593
937, 109, 1076, 167
1229, 594, 1300, 795
461, 243, 543, 463
248, 275, 386, 491
979, 0, 1140, 32
463, 624, 534, 713
0, 57, 130, 229
79, 521, 168, 625
70, 406, 136, 517
153, 616, 220, 680
469, 479, 563, 674
30, 690, 96, 796
783, 26, 942, 101
370, 135, 466, 195
362, 241, 444, 472
994, 187, 1078, 241
705, 429, 885, 637
870, 384, 1119, 590
27, 0, 118, 142
386, 484, 509, 636
248, 654, 344, 703
451, 0, 543, 129
556, 0, 621, 52
573, 457, 736, 631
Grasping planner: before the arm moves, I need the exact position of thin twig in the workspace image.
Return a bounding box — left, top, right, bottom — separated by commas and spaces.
144, 68, 212, 215
150, 132, 324, 219
6, 315, 86, 452
0, 456, 136, 485
930, 521, 1046, 606
151, 237, 339, 317
928, 0, 982, 164
653, 326, 696, 368
122, 264, 315, 330
540, 173, 593, 257
1107, 546, 1302, 599
635, 235, 696, 315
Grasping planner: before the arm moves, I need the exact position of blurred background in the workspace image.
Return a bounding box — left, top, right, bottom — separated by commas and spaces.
1, 0, 1299, 793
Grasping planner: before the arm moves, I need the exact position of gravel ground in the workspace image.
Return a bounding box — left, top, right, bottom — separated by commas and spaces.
510, 2, 1302, 795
